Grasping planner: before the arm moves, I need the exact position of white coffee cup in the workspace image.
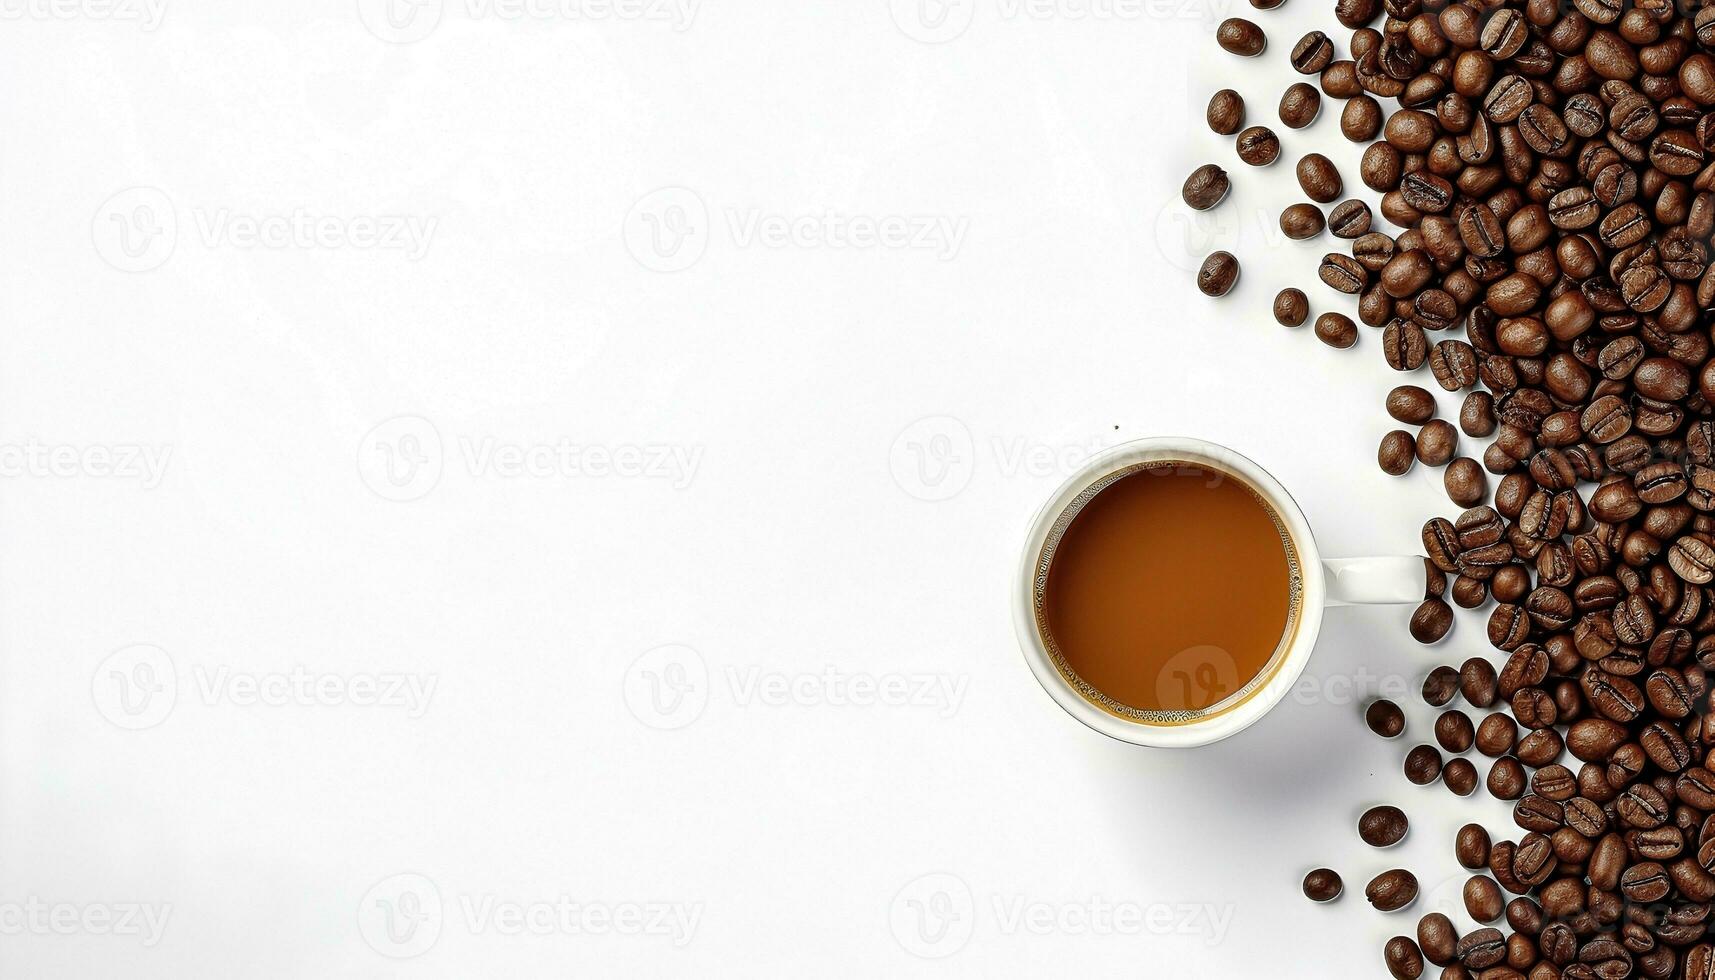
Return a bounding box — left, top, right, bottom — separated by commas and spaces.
1013, 436, 1423, 748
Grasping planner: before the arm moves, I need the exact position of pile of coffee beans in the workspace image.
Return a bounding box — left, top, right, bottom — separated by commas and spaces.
1193, 0, 1715, 975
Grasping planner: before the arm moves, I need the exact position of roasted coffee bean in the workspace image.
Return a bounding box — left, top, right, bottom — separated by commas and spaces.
1215, 18, 1265, 57
1410, 598, 1453, 643
1279, 83, 1320, 130
1430, 340, 1478, 390
1460, 392, 1495, 438
1404, 744, 1443, 784
1476, 713, 1517, 756
1303, 867, 1342, 902
1488, 756, 1527, 799
1379, 430, 1415, 475
1384, 936, 1423, 980
1417, 420, 1457, 466
1314, 312, 1356, 349
1196, 252, 1239, 296
1458, 657, 1497, 708
1182, 164, 1230, 211
1366, 699, 1405, 738
1382, 320, 1426, 370
1272, 288, 1307, 327
1386, 385, 1435, 425
1235, 126, 1279, 166
1446, 457, 1487, 507
1342, 95, 1382, 141
1366, 869, 1419, 912
1280, 203, 1325, 240
1456, 823, 1491, 869
1328, 200, 1370, 239
1360, 805, 1410, 847
1463, 875, 1503, 923
1291, 31, 1334, 74
1319, 252, 1366, 292
1423, 666, 1458, 706
1456, 928, 1505, 969
1443, 757, 1478, 796
1207, 89, 1245, 135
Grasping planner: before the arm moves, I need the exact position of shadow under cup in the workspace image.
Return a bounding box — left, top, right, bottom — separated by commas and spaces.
1029, 457, 1309, 727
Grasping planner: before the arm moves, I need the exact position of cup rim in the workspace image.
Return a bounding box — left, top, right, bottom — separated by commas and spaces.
1013, 436, 1327, 748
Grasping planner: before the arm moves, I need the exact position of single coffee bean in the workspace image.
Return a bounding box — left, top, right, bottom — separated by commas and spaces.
1386, 385, 1435, 425
1404, 744, 1443, 784
1296, 153, 1342, 203
1416, 419, 1457, 466
1456, 928, 1505, 970
1196, 252, 1239, 296
1319, 253, 1366, 293
1450, 575, 1487, 608
1423, 666, 1458, 707
1303, 867, 1342, 902
1366, 869, 1419, 912
1280, 202, 1325, 240
1315, 312, 1357, 349
1215, 18, 1266, 57
1206, 89, 1245, 135
1443, 757, 1478, 796
1379, 431, 1415, 475
1383, 936, 1423, 980
1459, 392, 1495, 438
1486, 756, 1526, 799
1328, 200, 1371, 238
1410, 598, 1452, 643
1272, 288, 1308, 327
1181, 164, 1230, 211
1463, 875, 1503, 923
1342, 95, 1382, 141
1360, 805, 1410, 847
1435, 709, 1474, 753
1445, 458, 1486, 506
1290, 31, 1334, 74
1455, 823, 1490, 869
1366, 699, 1405, 738
1475, 713, 1516, 757
1278, 83, 1320, 129
1235, 126, 1279, 166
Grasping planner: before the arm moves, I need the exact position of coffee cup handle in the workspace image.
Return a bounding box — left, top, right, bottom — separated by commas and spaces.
1322, 556, 1425, 606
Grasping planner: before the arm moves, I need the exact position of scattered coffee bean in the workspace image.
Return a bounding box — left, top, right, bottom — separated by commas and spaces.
1290, 31, 1333, 74
1422, 667, 1457, 707
1404, 744, 1442, 784
1384, 936, 1423, 979
1415, 419, 1456, 466
1216, 18, 1266, 57
1434, 709, 1474, 753
1314, 311, 1356, 349
1279, 83, 1320, 129
1454, 824, 1490, 870
1181, 164, 1230, 211
1366, 869, 1419, 912
1486, 756, 1526, 799
1409, 598, 1451, 644
1206, 89, 1245, 135
1327, 200, 1370, 238
1474, 713, 1516, 757
1280, 202, 1325, 240
1366, 699, 1404, 738
1272, 288, 1307, 327
1296, 153, 1341, 203
1457, 392, 1494, 438
1378, 431, 1414, 476
1303, 868, 1342, 902
1196, 252, 1239, 297
1235, 126, 1280, 166
1463, 875, 1504, 923
1359, 804, 1409, 847
1341, 95, 1382, 141
1442, 758, 1478, 796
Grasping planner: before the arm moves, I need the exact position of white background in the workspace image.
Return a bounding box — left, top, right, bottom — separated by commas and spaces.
5, 0, 1524, 975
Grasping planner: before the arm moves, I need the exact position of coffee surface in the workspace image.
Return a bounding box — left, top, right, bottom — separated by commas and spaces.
1042, 463, 1294, 713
